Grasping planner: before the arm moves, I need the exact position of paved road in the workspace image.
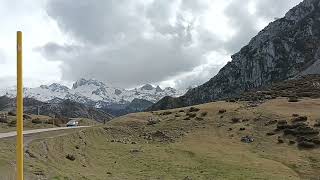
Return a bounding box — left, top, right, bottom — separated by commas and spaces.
0, 126, 90, 139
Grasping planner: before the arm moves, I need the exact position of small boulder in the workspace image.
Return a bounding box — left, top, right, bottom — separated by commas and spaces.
218, 109, 227, 114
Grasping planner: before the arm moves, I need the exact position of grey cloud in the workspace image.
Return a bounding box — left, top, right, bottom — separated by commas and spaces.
43, 0, 303, 89
54, 34, 204, 87
223, 0, 261, 53
43, 0, 208, 88
254, 0, 303, 18
0, 49, 6, 64
35, 42, 83, 61
0, 76, 15, 88
223, 0, 303, 54
172, 63, 225, 89
46, 0, 146, 45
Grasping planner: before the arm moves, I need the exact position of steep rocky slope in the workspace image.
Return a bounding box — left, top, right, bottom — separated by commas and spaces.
150, 0, 320, 110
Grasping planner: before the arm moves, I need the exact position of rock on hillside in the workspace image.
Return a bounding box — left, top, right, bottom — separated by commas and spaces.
149, 0, 320, 110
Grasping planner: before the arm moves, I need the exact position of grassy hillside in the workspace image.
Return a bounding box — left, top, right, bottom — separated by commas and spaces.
1, 98, 320, 179
0, 114, 99, 133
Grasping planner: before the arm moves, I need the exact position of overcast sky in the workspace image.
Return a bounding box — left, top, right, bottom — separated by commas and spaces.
0, 0, 303, 89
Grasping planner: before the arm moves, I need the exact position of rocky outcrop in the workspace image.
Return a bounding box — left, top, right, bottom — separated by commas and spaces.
149, 0, 320, 110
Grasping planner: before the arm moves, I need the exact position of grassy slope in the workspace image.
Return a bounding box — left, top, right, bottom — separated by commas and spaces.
1, 98, 320, 179
0, 115, 99, 133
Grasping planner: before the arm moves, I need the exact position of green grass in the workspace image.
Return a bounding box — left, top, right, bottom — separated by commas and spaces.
1, 98, 320, 179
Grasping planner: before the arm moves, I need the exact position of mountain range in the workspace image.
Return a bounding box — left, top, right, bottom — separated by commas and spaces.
0, 78, 186, 116
149, 0, 320, 110
0, 96, 113, 122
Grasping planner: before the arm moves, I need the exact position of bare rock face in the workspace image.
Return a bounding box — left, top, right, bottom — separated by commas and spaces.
150, 0, 320, 110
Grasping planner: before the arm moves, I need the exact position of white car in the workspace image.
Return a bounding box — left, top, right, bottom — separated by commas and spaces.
66, 120, 79, 127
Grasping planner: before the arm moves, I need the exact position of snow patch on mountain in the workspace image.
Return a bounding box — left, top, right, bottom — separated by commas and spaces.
0, 79, 186, 106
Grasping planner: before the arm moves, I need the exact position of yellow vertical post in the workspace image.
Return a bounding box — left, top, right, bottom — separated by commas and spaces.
16, 31, 23, 180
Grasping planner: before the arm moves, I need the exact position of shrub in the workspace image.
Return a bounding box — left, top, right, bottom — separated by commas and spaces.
8, 111, 16, 116
187, 113, 197, 118
288, 97, 299, 102
195, 117, 203, 121
161, 111, 172, 116
266, 132, 275, 136
32, 118, 42, 124
218, 109, 227, 114
289, 140, 296, 145
314, 121, 320, 127
0, 117, 8, 123
298, 141, 316, 149
8, 120, 16, 127
231, 118, 240, 123
292, 116, 308, 123
277, 137, 284, 144
189, 107, 200, 112
277, 120, 288, 125
201, 112, 208, 117
292, 114, 299, 117
66, 154, 76, 161
23, 114, 32, 120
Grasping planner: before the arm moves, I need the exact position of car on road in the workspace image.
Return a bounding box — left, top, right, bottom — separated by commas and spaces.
66, 120, 79, 127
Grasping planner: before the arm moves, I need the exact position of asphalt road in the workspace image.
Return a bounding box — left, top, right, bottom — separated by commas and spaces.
0, 126, 90, 139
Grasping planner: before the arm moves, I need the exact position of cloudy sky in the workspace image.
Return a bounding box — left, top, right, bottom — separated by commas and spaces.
0, 0, 303, 89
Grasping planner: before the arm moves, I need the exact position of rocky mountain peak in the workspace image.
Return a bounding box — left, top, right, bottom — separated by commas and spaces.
48, 83, 69, 92
285, 0, 319, 22
140, 84, 154, 91
72, 78, 106, 89
155, 85, 163, 92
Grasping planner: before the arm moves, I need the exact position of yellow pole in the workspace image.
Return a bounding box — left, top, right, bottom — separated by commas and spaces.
16, 31, 23, 180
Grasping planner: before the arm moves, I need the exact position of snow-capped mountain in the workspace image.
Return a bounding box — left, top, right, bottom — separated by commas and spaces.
0, 78, 186, 107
